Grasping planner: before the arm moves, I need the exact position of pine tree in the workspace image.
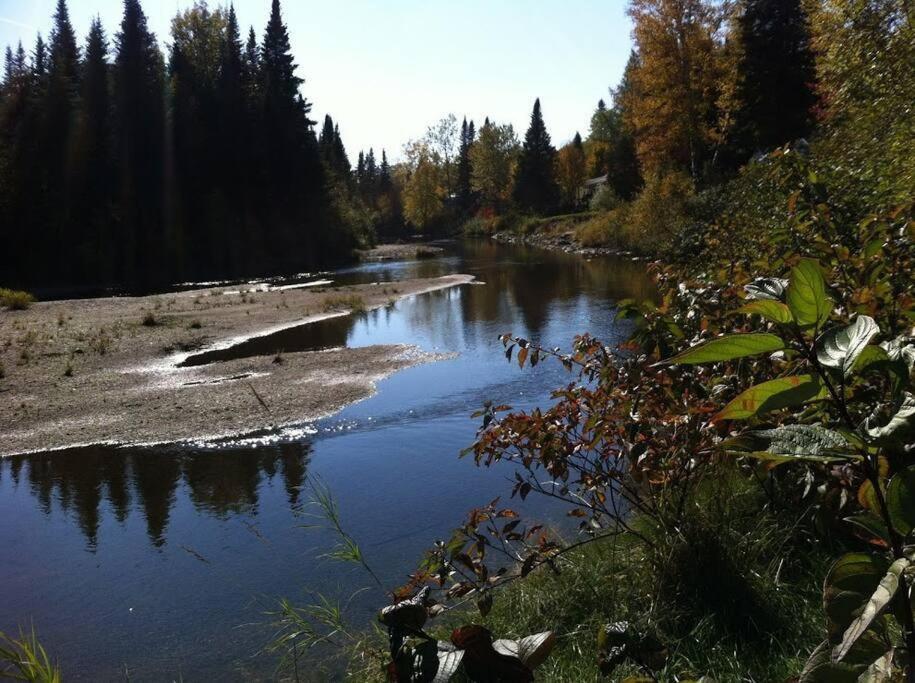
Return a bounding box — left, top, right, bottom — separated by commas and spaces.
48, 0, 80, 96
74, 17, 113, 282
218, 3, 249, 275
356, 150, 365, 188
319, 114, 336, 164
364, 147, 377, 198
243, 26, 259, 91
332, 123, 349, 175
45, 0, 83, 280
512, 98, 559, 215
457, 117, 476, 215
257, 0, 329, 269
113, 0, 166, 287
379, 149, 391, 190
737, 0, 817, 153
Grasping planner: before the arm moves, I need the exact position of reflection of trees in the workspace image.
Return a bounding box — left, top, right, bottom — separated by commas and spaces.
0, 442, 311, 550
456, 240, 656, 338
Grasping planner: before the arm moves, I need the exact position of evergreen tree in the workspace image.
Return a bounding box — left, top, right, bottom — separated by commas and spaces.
258, 0, 330, 269
44, 0, 83, 280
356, 150, 365, 187
73, 17, 113, 282
457, 117, 476, 215
363, 147, 377, 198
513, 98, 559, 214
243, 26, 259, 90
737, 0, 817, 153
332, 123, 349, 175
48, 1, 80, 97
379, 149, 391, 190
218, 3, 248, 275
319, 114, 336, 164
32, 34, 48, 84
113, 0, 166, 287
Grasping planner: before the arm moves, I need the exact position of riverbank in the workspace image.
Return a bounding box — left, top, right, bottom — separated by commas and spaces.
358, 243, 445, 261
482, 213, 649, 260
0, 273, 473, 456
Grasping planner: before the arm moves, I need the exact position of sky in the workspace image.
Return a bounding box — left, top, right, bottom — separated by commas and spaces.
0, 0, 633, 161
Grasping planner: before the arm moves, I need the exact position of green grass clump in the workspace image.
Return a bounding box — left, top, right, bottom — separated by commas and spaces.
0, 288, 36, 310
0, 627, 61, 682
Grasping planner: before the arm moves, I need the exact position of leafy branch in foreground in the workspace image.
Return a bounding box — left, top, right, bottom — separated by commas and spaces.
392, 198, 914, 679
663, 257, 915, 680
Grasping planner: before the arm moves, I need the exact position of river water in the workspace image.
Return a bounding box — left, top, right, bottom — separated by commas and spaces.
0, 240, 653, 680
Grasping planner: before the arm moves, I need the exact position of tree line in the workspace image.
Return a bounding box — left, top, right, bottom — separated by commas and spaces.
395, 0, 822, 232
0, 0, 369, 292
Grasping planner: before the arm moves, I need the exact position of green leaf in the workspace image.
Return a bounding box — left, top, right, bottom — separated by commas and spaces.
786, 259, 832, 330
662, 333, 786, 365
737, 300, 794, 324
712, 375, 827, 423
885, 467, 915, 537
816, 316, 879, 377
853, 346, 891, 374
722, 424, 857, 463
843, 514, 891, 549
833, 557, 909, 662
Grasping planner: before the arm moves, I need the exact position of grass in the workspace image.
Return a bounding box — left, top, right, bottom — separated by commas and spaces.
322, 294, 367, 314
89, 328, 112, 355
141, 311, 159, 327
347, 467, 827, 682
0, 288, 36, 310
0, 627, 61, 682
476, 471, 825, 681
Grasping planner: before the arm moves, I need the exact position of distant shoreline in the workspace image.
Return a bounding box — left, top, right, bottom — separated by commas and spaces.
0, 273, 474, 457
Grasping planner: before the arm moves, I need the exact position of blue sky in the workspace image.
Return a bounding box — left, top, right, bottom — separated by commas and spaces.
0, 1, 633, 160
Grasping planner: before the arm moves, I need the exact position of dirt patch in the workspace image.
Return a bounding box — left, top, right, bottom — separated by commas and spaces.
0, 274, 473, 456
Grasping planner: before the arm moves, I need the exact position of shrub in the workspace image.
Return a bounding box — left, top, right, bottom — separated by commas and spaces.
462, 216, 489, 236
589, 184, 619, 212
0, 288, 36, 310
141, 312, 159, 327
625, 170, 694, 251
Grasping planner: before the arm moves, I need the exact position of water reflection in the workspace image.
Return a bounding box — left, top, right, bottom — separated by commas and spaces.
1, 442, 311, 549
0, 240, 654, 680
180, 240, 655, 367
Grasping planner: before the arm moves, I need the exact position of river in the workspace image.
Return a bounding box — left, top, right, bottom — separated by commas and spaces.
0, 239, 653, 680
